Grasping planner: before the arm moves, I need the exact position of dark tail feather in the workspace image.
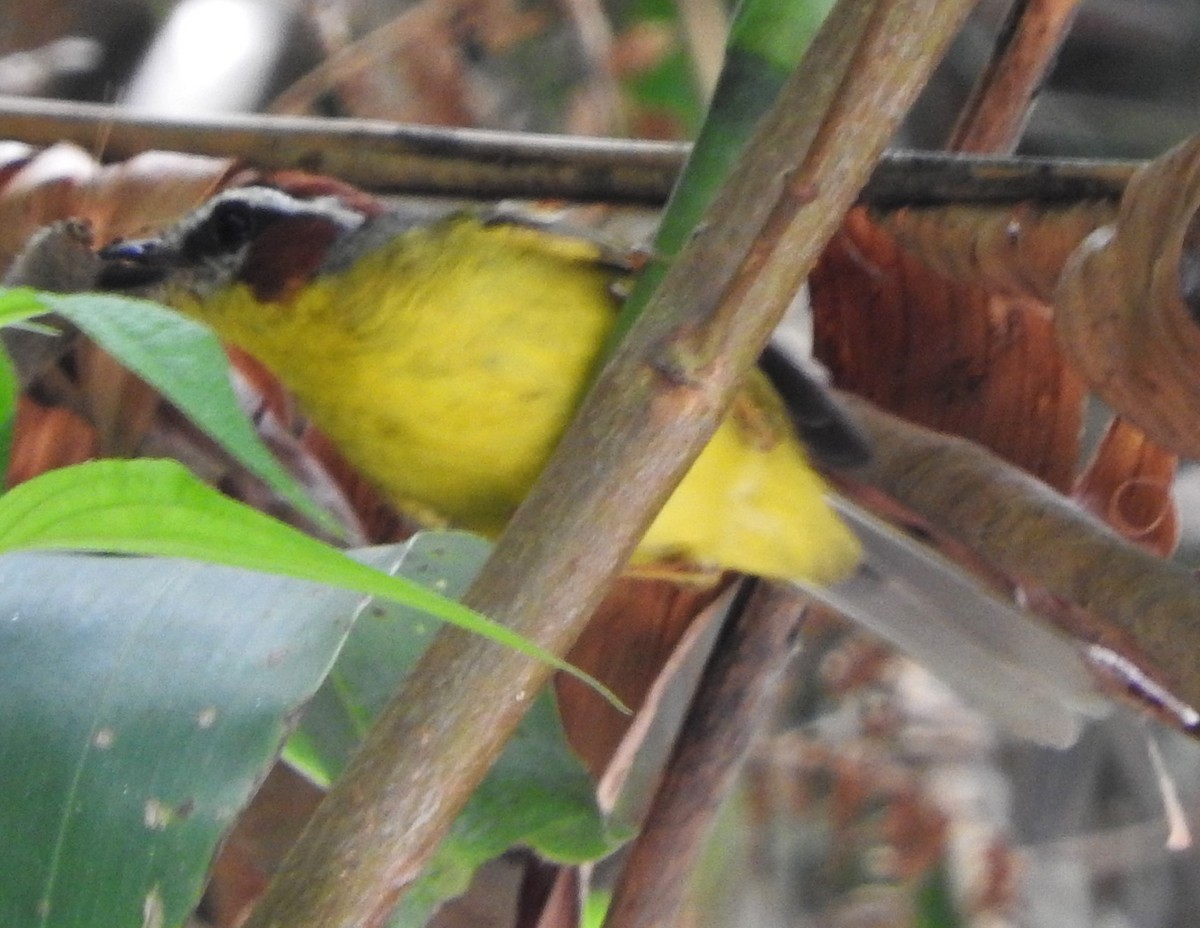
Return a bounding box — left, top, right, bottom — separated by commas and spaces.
759, 340, 871, 468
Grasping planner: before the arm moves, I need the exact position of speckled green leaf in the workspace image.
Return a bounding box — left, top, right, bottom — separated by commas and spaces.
0, 544, 413, 928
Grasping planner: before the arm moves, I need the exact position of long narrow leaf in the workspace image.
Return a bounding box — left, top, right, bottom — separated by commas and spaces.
35, 290, 333, 529
0, 457, 616, 697
0, 345, 17, 474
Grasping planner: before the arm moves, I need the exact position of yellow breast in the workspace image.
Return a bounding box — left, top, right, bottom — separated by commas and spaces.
174, 216, 861, 585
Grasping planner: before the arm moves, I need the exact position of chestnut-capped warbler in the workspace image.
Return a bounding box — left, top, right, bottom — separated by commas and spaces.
95, 184, 1101, 744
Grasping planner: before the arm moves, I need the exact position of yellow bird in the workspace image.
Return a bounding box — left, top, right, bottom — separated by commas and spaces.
95, 183, 1105, 745
96, 185, 862, 587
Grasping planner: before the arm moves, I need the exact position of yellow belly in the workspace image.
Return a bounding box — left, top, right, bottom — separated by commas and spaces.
176, 216, 861, 585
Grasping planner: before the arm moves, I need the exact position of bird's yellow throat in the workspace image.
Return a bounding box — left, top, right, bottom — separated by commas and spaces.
157, 210, 862, 586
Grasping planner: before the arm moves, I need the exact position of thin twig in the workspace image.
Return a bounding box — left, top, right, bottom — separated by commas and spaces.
0, 95, 1140, 204
602, 581, 808, 928
947, 0, 1085, 154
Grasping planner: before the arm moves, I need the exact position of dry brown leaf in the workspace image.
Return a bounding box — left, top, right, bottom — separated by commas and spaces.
75, 343, 160, 456
879, 199, 1116, 303
0, 140, 36, 187
811, 206, 1086, 491
1072, 417, 1179, 557
0, 141, 98, 265
1057, 136, 1200, 457
0, 141, 232, 273
555, 577, 726, 780
82, 149, 234, 243
6, 396, 98, 487
205, 764, 324, 928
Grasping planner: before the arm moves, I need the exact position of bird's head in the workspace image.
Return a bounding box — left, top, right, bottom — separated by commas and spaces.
96, 185, 371, 305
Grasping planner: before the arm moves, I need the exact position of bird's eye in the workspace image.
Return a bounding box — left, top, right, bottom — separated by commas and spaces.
209, 201, 258, 250
179, 198, 270, 260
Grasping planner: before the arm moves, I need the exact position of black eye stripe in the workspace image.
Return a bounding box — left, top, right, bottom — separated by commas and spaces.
180, 200, 290, 260
213, 203, 254, 243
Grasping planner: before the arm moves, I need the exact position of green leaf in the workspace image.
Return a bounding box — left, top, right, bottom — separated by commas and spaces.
286, 533, 625, 928
0, 458, 614, 693
0, 286, 44, 322
915, 865, 963, 928
0, 544, 410, 928
285, 532, 489, 785
0, 535, 620, 928
30, 290, 332, 530
608, 0, 834, 347
583, 888, 612, 928
389, 694, 624, 928
727, 0, 837, 72
0, 344, 18, 475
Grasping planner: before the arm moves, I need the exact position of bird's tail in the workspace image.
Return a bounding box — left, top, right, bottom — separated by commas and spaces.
798, 497, 1108, 748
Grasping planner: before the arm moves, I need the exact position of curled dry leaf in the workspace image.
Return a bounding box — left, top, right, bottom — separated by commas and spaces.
1073, 416, 1179, 558
1057, 136, 1200, 457
0, 141, 232, 274
816, 150, 1200, 723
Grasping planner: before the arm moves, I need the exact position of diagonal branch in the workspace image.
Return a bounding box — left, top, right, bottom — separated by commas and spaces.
239, 1, 979, 926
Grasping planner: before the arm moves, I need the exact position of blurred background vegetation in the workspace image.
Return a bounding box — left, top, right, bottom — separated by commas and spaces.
2, 0, 1199, 155
3, 2, 1200, 927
